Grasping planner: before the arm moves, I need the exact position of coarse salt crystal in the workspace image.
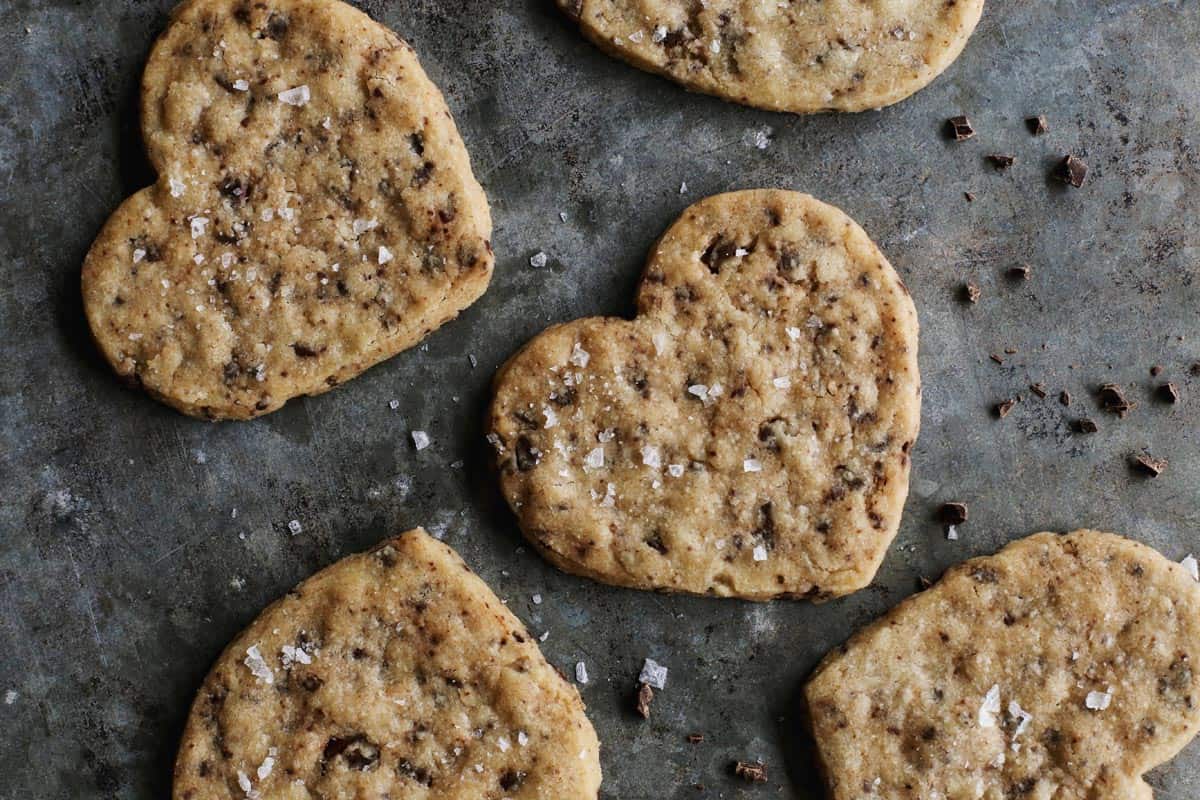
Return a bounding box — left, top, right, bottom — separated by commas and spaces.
687, 384, 708, 400
946, 525, 959, 541
743, 458, 763, 473
190, 216, 210, 238
652, 25, 668, 42
639, 658, 668, 689
773, 376, 791, 389
132, 248, 146, 263
1008, 700, 1032, 737
532, 593, 542, 605
752, 544, 768, 561
244, 645, 274, 685
278, 84, 311, 106
518, 731, 529, 746
570, 342, 590, 368
261, 208, 275, 222
542, 405, 558, 428
378, 245, 394, 265
169, 177, 186, 197
710, 39, 721, 53
287, 519, 302, 535
352, 218, 379, 235
388, 399, 400, 410
257, 749, 276, 781
497, 736, 510, 752
599, 482, 616, 507
281, 644, 312, 666
597, 429, 615, 443
278, 206, 295, 222
412, 430, 431, 450
668, 464, 684, 478
679, 181, 688, 194
642, 445, 662, 469
193, 255, 205, 266
785, 326, 801, 340
584, 447, 605, 469
575, 662, 589, 684
529, 251, 548, 268
652, 331, 670, 356
221, 252, 235, 268
233, 79, 250, 91
978, 684, 1001, 727
629, 29, 644, 43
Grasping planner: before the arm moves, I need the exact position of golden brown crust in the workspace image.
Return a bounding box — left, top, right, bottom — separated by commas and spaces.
559, 0, 985, 113
488, 190, 920, 601
83, 0, 493, 419
805, 530, 1200, 800
173, 529, 602, 800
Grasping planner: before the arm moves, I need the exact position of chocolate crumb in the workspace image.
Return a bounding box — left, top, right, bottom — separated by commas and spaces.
1030, 383, 1048, 398
1150, 364, 1164, 377
962, 283, 981, 303
1191, 362, 1200, 377
941, 502, 969, 525
1131, 453, 1167, 477
1158, 382, 1181, 404
687, 733, 705, 744
987, 154, 1016, 170
733, 761, 767, 783
964, 191, 976, 202
1059, 390, 1072, 407
947, 115, 975, 141
1098, 383, 1135, 417
1008, 264, 1031, 280
1027, 115, 1049, 135
995, 398, 1019, 418
918, 575, 933, 590
1074, 418, 1099, 434
1055, 155, 1088, 188
989, 354, 1004, 365
635, 683, 654, 719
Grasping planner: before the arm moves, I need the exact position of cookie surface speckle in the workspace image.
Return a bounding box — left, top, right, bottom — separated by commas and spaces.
83, 0, 493, 419
488, 190, 920, 600
557, 0, 985, 112
805, 530, 1200, 799
173, 529, 602, 799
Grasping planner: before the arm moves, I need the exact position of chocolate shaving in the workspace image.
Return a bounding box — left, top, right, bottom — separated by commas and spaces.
1008, 264, 1031, 280
1073, 418, 1098, 434
1098, 383, 1135, 417
947, 115, 975, 141
940, 502, 969, 525
987, 154, 1015, 170
1027, 115, 1049, 135
1131, 453, 1167, 477
1055, 155, 1088, 188
1030, 383, 1048, 398
995, 398, 1019, 418
1158, 382, 1180, 404
733, 761, 767, 783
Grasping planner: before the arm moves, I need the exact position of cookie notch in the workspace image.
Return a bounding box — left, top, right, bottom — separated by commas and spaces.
173, 529, 603, 799
83, 0, 493, 419
489, 190, 921, 601
556, 0, 986, 113
805, 530, 1200, 799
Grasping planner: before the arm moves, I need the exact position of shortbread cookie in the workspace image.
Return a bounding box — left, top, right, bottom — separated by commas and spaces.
805, 530, 1200, 799
174, 529, 602, 800
83, 0, 492, 419
557, 0, 985, 113
488, 190, 920, 600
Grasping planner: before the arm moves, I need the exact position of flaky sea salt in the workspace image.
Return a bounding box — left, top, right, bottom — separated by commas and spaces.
412, 430, 431, 450
287, 519, 302, 535
1085, 688, 1113, 711
668, 464, 684, 478
169, 177, 186, 197
4, 690, 17, 705
529, 251, 548, 268
497, 736, 510, 753
1008, 701, 1032, 737
978, 684, 1001, 727
278, 84, 311, 106
575, 662, 589, 684
743, 458, 763, 473
1182, 554, 1199, 582
352, 218, 379, 235
569, 342, 590, 368
257, 749, 277, 781
281, 645, 312, 667
946, 525, 959, 541
772, 376, 791, 389
244, 645, 274, 685
532, 593, 542, 605
641, 445, 662, 469
542, 405, 558, 429
132, 248, 146, 263
388, 399, 400, 410
639, 658, 668, 689
652, 24, 668, 42
679, 181, 688, 194
233, 78, 250, 91
743, 126, 773, 149
584, 447, 605, 469
378, 245, 394, 265
752, 544, 769, 561
190, 216, 210, 239
785, 326, 801, 340
517, 731, 529, 746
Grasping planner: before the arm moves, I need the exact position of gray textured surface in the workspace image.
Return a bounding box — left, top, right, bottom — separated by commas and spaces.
1, 0, 1199, 797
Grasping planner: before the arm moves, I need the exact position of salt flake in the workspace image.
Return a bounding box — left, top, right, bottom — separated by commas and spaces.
1085, 688, 1113, 711
752, 544, 768, 561
378, 245, 393, 265
412, 430, 431, 450
639, 658, 668, 689
1182, 554, 1199, 582
743, 458, 763, 473
575, 662, 589, 684
569, 342, 590, 368
529, 251, 548, 268
278, 84, 311, 106
978, 684, 1001, 727
244, 645, 274, 685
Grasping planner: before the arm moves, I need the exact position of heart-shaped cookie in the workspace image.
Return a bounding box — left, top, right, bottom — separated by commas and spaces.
805, 530, 1200, 799
488, 190, 920, 600
83, 0, 492, 419
557, 0, 985, 113
174, 530, 602, 799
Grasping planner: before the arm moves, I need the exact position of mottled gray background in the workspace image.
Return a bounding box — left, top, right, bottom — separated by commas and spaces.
2, 0, 1199, 797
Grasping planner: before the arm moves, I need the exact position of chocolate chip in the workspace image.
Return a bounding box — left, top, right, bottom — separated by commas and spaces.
635, 682, 654, 719
947, 115, 975, 141
987, 154, 1016, 170
1027, 115, 1049, 135
1098, 383, 1135, 417
962, 283, 981, 303
940, 502, 969, 525
1030, 383, 1048, 399
1059, 390, 1072, 407
1055, 155, 1088, 188
1008, 264, 1031, 280
323, 735, 379, 771
515, 436, 540, 471
291, 343, 322, 358
1073, 418, 1098, 434
1158, 382, 1181, 403
733, 760, 767, 783
687, 733, 705, 744
499, 770, 526, 791
1131, 453, 1167, 477
995, 398, 1019, 418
